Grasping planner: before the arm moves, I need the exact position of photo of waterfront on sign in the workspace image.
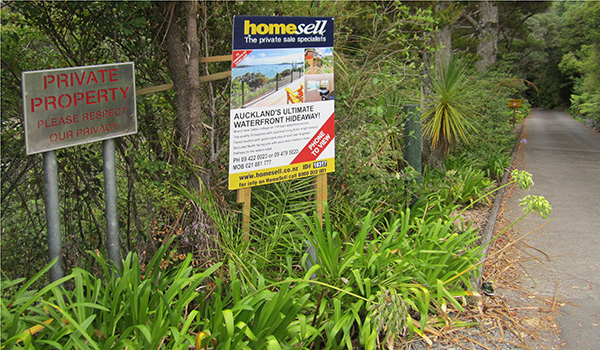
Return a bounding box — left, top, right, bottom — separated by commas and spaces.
231, 48, 305, 109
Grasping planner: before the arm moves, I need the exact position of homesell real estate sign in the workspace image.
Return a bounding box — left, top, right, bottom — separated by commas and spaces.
229, 16, 335, 190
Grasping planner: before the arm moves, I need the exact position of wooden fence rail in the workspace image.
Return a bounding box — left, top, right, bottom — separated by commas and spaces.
136, 55, 232, 96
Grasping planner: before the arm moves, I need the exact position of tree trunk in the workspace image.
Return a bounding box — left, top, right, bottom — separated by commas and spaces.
420, 52, 445, 171
163, 1, 209, 188
435, 1, 452, 67
160, 1, 220, 257
476, 0, 498, 72
436, 26, 451, 67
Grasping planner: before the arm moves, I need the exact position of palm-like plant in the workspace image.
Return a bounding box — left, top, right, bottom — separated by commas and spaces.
422, 56, 479, 154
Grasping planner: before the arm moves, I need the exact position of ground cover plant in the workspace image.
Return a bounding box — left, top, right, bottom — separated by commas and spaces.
2, 239, 222, 349
2, 165, 552, 350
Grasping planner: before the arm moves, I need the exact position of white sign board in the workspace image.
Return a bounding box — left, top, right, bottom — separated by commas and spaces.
229, 16, 335, 190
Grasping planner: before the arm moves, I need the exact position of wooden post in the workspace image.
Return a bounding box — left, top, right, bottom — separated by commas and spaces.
237, 187, 251, 241
315, 174, 328, 224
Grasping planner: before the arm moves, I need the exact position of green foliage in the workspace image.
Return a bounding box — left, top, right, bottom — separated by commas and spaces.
1, 238, 221, 349
202, 273, 317, 349
570, 91, 600, 128
562, 44, 600, 127
423, 165, 494, 206
1, 2, 556, 348
557, 2, 600, 128
444, 68, 527, 182
284, 202, 483, 347
1, 7, 65, 285
178, 170, 498, 347
4, 164, 548, 349
326, 1, 435, 204
334, 115, 405, 203
178, 177, 314, 290
503, 0, 600, 119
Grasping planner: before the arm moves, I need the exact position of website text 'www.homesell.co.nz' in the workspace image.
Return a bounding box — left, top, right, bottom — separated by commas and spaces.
237, 166, 300, 181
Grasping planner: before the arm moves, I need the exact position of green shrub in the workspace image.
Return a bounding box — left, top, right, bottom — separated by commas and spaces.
1, 239, 221, 349
421, 164, 494, 207
200, 266, 318, 349
287, 203, 482, 347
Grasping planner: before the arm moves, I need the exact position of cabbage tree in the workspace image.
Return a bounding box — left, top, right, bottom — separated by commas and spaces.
422, 56, 479, 155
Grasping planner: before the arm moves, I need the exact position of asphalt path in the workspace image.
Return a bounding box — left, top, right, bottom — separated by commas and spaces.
504, 110, 600, 349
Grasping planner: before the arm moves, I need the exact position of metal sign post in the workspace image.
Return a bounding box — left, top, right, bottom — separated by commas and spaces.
103, 139, 122, 271
403, 104, 422, 183
43, 150, 64, 282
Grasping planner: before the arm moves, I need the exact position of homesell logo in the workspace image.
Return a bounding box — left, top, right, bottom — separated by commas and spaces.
233, 16, 334, 50
244, 19, 328, 35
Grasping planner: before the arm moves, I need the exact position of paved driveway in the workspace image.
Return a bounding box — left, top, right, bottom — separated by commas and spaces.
504, 110, 600, 349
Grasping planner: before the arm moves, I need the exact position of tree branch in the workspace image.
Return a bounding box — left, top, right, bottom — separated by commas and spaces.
463, 13, 480, 32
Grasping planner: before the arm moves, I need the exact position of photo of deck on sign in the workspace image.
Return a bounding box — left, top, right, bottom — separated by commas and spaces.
304, 47, 334, 103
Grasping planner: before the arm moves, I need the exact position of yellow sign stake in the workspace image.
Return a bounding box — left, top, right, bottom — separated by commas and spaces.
316, 174, 328, 225
237, 187, 251, 241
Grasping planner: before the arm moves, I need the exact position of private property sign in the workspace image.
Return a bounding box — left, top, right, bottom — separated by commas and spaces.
22, 62, 137, 154
229, 16, 335, 190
